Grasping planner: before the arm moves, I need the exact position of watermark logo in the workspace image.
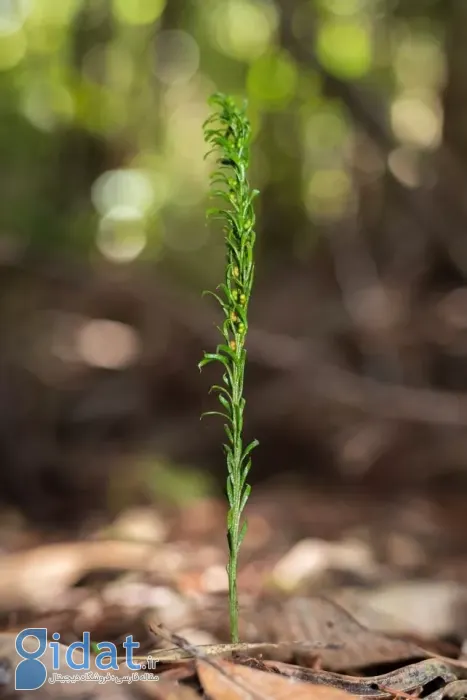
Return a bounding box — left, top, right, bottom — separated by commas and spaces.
15, 629, 158, 691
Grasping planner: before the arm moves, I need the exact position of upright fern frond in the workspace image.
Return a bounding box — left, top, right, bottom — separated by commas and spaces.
199, 93, 259, 643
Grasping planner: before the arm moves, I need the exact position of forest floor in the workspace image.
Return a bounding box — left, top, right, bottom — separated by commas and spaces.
1, 479, 467, 698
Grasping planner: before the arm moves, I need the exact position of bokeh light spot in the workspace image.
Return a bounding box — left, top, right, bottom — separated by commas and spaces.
76, 318, 141, 369
22, 82, 74, 131
153, 30, 200, 86
92, 169, 155, 217
97, 207, 147, 263
0, 27, 25, 69
316, 20, 372, 79
112, 0, 166, 26
388, 147, 422, 188
394, 33, 446, 90
207, 0, 277, 62
247, 50, 297, 107
391, 93, 442, 149
305, 169, 353, 220
0, 0, 31, 35
28, 0, 82, 26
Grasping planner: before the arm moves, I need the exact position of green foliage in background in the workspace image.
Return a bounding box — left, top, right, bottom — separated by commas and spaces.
0, 0, 446, 274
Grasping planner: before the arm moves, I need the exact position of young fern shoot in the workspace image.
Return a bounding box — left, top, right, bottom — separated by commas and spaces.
199, 93, 259, 643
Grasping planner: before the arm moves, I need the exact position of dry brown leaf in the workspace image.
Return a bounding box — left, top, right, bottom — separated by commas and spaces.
265, 597, 424, 669
0, 541, 158, 612
276, 597, 467, 673
197, 658, 354, 700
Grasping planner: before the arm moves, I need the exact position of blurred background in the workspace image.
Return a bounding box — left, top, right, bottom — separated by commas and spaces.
0, 0, 466, 567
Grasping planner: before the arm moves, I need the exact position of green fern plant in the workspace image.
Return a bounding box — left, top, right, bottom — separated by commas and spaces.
199, 93, 259, 643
